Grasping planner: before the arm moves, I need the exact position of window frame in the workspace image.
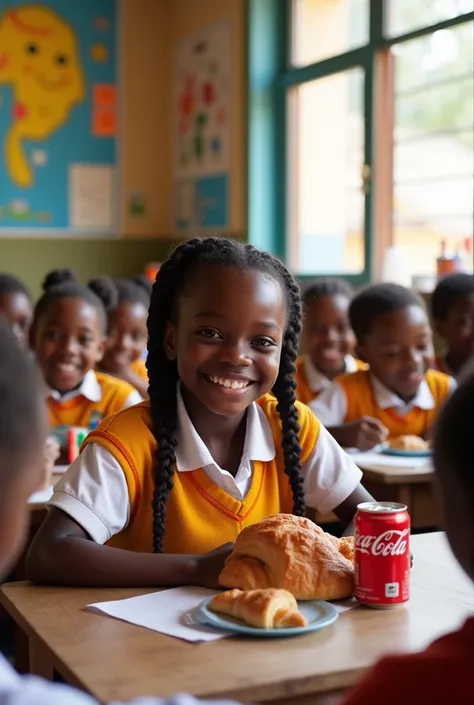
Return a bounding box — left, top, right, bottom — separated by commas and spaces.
247, 0, 474, 284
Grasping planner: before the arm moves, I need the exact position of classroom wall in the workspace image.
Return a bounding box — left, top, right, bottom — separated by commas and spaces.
0, 0, 247, 294
166, 0, 247, 233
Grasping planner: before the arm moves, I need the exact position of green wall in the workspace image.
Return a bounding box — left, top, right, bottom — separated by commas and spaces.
0, 238, 177, 298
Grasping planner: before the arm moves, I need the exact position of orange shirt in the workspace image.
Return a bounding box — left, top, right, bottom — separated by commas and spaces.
341, 618, 474, 705
130, 358, 148, 382
295, 356, 366, 405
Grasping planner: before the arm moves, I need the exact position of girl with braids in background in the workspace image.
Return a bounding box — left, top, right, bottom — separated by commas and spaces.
296, 278, 366, 405
32, 270, 142, 452
89, 276, 151, 398
27, 238, 372, 588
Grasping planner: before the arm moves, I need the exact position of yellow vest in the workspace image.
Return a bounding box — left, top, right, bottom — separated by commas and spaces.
337, 369, 451, 439
295, 356, 366, 405
130, 358, 148, 382
48, 371, 135, 432
82, 394, 320, 554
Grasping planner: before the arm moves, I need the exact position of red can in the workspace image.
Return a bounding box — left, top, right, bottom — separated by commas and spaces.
354, 501, 410, 609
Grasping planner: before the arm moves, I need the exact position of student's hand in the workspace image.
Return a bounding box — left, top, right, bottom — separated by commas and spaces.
195, 543, 234, 588
337, 417, 388, 450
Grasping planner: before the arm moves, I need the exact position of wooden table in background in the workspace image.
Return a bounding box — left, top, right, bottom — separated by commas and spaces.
2, 533, 472, 705
357, 463, 438, 529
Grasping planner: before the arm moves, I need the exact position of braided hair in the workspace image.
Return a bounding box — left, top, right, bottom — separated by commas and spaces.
147, 237, 306, 552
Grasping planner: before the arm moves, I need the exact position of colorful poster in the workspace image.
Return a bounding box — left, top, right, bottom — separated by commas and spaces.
173, 21, 231, 231
0, 0, 117, 231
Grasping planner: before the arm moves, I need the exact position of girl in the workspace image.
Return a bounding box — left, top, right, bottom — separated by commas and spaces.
89, 276, 150, 398
33, 270, 142, 450
296, 279, 364, 404
27, 239, 372, 588
0, 272, 33, 349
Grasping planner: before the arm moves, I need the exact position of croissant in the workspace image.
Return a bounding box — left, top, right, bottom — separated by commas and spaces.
209, 588, 307, 629
389, 435, 429, 451
219, 514, 354, 600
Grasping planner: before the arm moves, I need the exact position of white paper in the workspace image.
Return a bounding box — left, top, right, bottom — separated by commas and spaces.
28, 486, 54, 504
69, 164, 114, 229
88, 587, 231, 643
87, 587, 358, 643
350, 451, 432, 470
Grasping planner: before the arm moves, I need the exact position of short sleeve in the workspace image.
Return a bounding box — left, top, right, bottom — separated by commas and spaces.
310, 382, 348, 426
125, 389, 142, 407
48, 444, 130, 544
302, 424, 362, 513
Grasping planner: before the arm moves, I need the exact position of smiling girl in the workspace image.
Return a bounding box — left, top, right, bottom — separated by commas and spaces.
27, 240, 372, 588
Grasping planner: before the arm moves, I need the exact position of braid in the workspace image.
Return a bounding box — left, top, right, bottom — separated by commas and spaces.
147, 237, 306, 551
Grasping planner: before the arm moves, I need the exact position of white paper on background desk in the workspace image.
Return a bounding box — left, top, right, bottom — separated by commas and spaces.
350, 451, 432, 470
27, 486, 54, 504
87, 587, 358, 643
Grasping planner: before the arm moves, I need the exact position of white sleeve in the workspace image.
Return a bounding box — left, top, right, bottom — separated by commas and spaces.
448, 376, 457, 394
302, 423, 362, 514
47, 444, 130, 544
309, 382, 348, 426
125, 390, 143, 407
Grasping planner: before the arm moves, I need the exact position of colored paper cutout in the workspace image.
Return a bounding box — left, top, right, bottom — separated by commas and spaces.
93, 108, 116, 137
91, 43, 109, 63
93, 83, 116, 108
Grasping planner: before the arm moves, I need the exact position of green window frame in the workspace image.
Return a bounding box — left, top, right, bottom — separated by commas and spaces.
248, 0, 474, 284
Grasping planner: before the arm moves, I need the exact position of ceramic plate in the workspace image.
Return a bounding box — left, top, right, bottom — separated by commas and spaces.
196, 596, 338, 637
382, 446, 431, 458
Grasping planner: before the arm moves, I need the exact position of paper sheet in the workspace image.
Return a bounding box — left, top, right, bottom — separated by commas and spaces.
69, 164, 114, 229
87, 587, 358, 643
350, 451, 432, 470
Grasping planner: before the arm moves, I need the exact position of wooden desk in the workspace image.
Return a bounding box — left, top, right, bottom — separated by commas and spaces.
357, 462, 438, 530
1, 533, 473, 705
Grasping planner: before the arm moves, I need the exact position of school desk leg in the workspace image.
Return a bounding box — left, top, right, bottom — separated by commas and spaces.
29, 634, 54, 680
13, 624, 29, 674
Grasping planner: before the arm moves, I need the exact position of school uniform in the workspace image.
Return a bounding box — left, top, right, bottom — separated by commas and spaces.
340, 618, 474, 705
310, 369, 455, 439
48, 370, 141, 447
49, 385, 362, 553
0, 652, 239, 704
295, 355, 364, 405
130, 357, 148, 381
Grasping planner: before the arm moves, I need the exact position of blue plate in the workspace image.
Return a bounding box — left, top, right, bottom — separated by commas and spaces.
382, 446, 431, 458
197, 596, 339, 637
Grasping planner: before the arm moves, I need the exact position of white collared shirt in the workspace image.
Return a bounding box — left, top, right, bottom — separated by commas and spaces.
310, 373, 457, 427
0, 652, 239, 705
304, 355, 359, 395
47, 369, 142, 407
49, 387, 362, 544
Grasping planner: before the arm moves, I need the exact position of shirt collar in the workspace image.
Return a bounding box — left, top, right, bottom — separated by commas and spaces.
47, 369, 102, 403
174, 385, 275, 472
370, 374, 435, 411
304, 354, 358, 393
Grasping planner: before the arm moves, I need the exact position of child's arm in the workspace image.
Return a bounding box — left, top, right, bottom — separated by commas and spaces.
26, 510, 232, 588
118, 367, 149, 399
310, 385, 388, 450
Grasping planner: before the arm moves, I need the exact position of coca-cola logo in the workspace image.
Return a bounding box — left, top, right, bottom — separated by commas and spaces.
355, 529, 409, 557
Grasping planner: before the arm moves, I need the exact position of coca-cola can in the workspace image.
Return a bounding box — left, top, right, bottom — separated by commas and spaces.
354, 501, 410, 609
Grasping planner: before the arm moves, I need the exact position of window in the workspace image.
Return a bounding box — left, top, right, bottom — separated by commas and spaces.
248, 0, 474, 284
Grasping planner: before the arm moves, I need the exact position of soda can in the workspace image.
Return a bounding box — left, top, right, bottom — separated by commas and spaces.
354, 501, 410, 609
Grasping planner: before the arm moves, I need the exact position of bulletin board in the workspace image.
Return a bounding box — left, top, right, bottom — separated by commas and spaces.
173, 21, 232, 232
0, 0, 118, 234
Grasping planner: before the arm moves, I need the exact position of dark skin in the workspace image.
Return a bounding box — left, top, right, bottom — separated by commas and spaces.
99, 301, 148, 398
303, 294, 356, 381
0, 291, 32, 349
434, 294, 474, 376
328, 305, 433, 450
27, 266, 371, 587
34, 298, 106, 395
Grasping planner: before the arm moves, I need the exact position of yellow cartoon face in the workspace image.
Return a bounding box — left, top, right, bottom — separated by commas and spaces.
0, 6, 84, 119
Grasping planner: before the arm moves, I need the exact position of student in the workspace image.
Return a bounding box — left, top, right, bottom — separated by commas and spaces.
339, 368, 474, 705
89, 276, 150, 398
431, 272, 474, 377
0, 320, 242, 705
311, 283, 454, 450
27, 238, 372, 587
296, 279, 364, 404
33, 270, 141, 450
0, 273, 33, 348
